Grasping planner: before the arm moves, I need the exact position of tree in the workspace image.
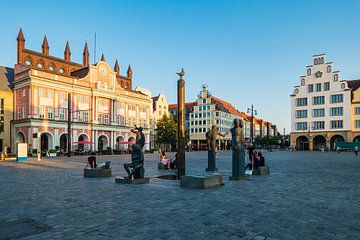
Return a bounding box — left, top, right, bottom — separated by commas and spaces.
156, 115, 177, 151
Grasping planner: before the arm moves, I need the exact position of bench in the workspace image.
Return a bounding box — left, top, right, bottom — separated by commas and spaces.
83, 168, 112, 178
252, 166, 270, 176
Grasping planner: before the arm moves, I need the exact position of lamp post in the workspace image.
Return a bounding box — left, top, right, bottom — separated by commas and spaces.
247, 105, 257, 144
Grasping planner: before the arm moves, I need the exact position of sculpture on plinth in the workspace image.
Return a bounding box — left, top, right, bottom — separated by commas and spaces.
124, 125, 145, 180
229, 119, 247, 180
205, 124, 226, 172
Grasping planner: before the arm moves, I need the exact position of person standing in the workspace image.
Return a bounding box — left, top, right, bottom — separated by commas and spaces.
354, 145, 358, 156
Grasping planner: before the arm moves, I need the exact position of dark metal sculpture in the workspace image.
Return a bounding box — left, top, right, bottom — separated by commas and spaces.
124, 126, 145, 180
230, 119, 246, 180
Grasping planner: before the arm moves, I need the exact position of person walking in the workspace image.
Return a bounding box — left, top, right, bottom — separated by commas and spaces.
354, 145, 358, 156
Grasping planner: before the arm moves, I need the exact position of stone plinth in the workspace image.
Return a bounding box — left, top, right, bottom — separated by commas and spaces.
180, 175, 223, 189
83, 168, 112, 178
229, 175, 249, 181
115, 176, 150, 184
253, 166, 270, 176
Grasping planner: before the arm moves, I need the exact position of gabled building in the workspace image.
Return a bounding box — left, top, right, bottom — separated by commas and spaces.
12, 28, 151, 154
290, 54, 359, 151
0, 66, 14, 153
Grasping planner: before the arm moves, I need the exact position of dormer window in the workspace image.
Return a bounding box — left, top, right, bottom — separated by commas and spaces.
334, 74, 338, 81
49, 65, 54, 71
25, 60, 31, 66
59, 68, 64, 74
301, 78, 305, 86
327, 65, 331, 73
307, 68, 311, 76
37, 63, 43, 69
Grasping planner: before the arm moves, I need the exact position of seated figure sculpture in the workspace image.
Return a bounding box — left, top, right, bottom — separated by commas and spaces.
123, 126, 145, 180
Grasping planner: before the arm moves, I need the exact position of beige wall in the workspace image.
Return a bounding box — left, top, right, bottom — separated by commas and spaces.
0, 90, 13, 151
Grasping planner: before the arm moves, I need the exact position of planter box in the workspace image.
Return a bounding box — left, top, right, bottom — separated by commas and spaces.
48, 153, 57, 157
180, 174, 224, 189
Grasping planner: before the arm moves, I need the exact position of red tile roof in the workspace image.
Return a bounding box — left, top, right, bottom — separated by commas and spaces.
210, 96, 241, 117
168, 102, 196, 110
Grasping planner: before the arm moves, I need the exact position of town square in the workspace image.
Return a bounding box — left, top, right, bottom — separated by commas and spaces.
1, 1, 360, 239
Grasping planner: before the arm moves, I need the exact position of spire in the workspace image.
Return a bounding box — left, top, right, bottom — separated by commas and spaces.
17, 27, 25, 41
17, 27, 25, 64
83, 41, 89, 66
64, 41, 71, 62
101, 53, 105, 61
42, 35, 49, 56
127, 65, 132, 79
114, 59, 120, 76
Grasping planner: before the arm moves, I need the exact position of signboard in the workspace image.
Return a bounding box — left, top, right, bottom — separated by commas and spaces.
16, 143, 28, 162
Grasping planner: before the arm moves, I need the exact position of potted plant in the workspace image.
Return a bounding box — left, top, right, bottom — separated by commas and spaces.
32, 149, 37, 157
48, 148, 57, 157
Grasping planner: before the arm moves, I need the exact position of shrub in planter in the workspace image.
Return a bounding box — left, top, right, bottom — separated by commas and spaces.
48, 148, 57, 157
32, 148, 38, 156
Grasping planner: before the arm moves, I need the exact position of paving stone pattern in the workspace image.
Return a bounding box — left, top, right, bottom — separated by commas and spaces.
0, 151, 360, 239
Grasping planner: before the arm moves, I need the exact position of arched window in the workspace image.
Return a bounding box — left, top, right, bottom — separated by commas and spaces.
307, 68, 311, 76
334, 74, 338, 81
327, 65, 331, 73
314, 58, 318, 65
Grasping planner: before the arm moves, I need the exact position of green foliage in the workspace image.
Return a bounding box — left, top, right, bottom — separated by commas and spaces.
48, 148, 57, 153
156, 115, 177, 146
254, 135, 284, 146
32, 148, 37, 153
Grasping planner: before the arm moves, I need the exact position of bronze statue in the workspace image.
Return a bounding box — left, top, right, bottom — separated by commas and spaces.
230, 119, 246, 180
176, 68, 185, 80
205, 124, 226, 171
124, 125, 145, 180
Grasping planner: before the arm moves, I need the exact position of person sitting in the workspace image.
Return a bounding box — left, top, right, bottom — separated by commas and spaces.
96, 160, 111, 169
160, 150, 171, 169
245, 151, 260, 170
171, 153, 178, 170
258, 152, 265, 167
86, 152, 97, 168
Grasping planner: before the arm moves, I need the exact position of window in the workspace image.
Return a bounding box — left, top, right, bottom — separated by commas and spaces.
22, 89, 26, 97
334, 74, 338, 81
98, 114, 102, 124
85, 96, 89, 104
39, 107, 45, 119
37, 63, 43, 69
296, 110, 307, 118
331, 94, 343, 103
199, 128, 202, 133
330, 120, 343, 129
104, 114, 109, 124
25, 60, 31, 66
341, 83, 346, 89
207, 112, 210, 117
295, 122, 307, 131
356, 120, 360, 128
59, 92, 65, 101
313, 121, 325, 130
78, 95, 83, 103
84, 112, 89, 122
49, 65, 54, 71
296, 98, 307, 106
327, 65, 331, 73
307, 68, 311, 76
199, 113, 202, 118
0, 99, 4, 114
47, 108, 53, 119
60, 109, 65, 120
48, 90, 53, 99
17, 107, 21, 119
330, 107, 343, 116
207, 105, 210, 110
22, 107, 26, 118
301, 79, 305, 86
355, 107, 360, 115
313, 96, 325, 105
313, 109, 325, 118
199, 106, 202, 111
78, 112, 83, 122
104, 100, 108, 107
316, 83, 321, 92
39, 89, 45, 97
308, 84, 313, 93
0, 117, 3, 132
324, 82, 330, 91
59, 68, 64, 74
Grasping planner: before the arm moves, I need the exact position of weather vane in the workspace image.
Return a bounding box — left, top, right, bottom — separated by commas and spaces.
176, 67, 185, 80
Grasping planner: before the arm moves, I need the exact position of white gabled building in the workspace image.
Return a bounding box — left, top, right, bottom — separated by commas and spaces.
290, 54, 352, 151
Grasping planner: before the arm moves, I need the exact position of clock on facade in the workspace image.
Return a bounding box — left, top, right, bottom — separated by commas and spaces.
99, 66, 107, 76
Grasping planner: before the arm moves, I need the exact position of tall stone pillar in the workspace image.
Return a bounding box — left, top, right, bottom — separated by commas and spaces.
177, 68, 186, 179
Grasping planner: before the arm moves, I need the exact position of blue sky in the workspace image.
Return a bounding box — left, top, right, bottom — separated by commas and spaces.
1, 0, 360, 133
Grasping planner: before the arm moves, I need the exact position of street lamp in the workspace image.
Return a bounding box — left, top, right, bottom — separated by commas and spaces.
247, 105, 257, 144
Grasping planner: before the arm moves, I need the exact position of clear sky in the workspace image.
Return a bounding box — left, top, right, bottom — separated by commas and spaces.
1, 0, 360, 133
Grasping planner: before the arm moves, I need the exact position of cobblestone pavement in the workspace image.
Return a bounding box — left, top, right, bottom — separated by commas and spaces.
0, 151, 360, 240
